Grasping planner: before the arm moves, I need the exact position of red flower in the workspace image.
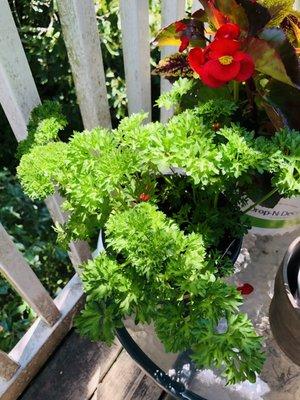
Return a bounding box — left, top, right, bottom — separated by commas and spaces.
215, 23, 241, 40
175, 21, 190, 53
188, 37, 254, 88
175, 21, 187, 32
139, 193, 151, 202
237, 283, 254, 295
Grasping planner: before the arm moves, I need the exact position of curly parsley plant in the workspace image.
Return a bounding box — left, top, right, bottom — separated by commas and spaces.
17, 99, 300, 384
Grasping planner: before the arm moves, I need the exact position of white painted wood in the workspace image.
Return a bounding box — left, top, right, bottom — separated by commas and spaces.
160, 0, 186, 122
0, 353, 19, 381
192, 0, 201, 13
0, 0, 40, 141
0, 224, 61, 326
0, 3, 92, 269
57, 0, 111, 130
120, 0, 152, 119
0, 275, 84, 399
295, 1, 300, 11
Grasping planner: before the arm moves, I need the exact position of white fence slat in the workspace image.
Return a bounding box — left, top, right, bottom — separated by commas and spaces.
160, 0, 186, 122
0, 352, 19, 381
57, 0, 111, 130
0, 0, 40, 141
0, 275, 84, 399
0, 2, 92, 269
0, 224, 60, 326
120, 0, 152, 120
192, 0, 200, 13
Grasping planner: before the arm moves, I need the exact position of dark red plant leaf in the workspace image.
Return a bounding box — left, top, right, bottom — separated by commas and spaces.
260, 28, 300, 87
191, 9, 207, 21
265, 80, 300, 130
201, 0, 271, 34
199, 0, 230, 29
214, 0, 249, 31
152, 53, 193, 79
246, 28, 300, 88
281, 13, 300, 47
235, 0, 271, 36
237, 283, 254, 295
153, 21, 181, 47
261, 100, 286, 131
154, 18, 206, 49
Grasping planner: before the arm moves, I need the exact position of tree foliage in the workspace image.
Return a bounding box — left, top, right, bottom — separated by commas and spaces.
0, 169, 71, 352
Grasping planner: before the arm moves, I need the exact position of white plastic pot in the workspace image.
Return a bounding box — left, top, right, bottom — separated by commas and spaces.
246, 196, 300, 235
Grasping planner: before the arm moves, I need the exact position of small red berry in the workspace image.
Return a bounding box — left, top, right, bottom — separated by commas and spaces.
139, 193, 151, 202
237, 283, 254, 295
212, 122, 221, 131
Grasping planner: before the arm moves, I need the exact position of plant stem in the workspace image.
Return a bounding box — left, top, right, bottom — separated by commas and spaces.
243, 187, 279, 214
233, 81, 239, 102
213, 193, 219, 209
192, 186, 197, 205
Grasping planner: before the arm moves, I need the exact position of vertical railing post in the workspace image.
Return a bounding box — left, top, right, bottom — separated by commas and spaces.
0, 0, 92, 270
0, 0, 40, 141
120, 0, 152, 119
160, 0, 186, 122
56, 0, 111, 130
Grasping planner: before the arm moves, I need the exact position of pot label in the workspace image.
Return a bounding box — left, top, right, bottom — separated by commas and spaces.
245, 197, 300, 235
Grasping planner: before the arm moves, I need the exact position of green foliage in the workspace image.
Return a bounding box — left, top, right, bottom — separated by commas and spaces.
18, 100, 300, 244
260, 129, 300, 196
260, 0, 294, 26
0, 168, 71, 352
156, 78, 194, 110
18, 142, 68, 199
17, 101, 67, 157
191, 313, 265, 384
76, 203, 264, 384
18, 98, 300, 383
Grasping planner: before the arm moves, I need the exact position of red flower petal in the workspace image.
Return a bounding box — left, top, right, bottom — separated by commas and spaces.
188, 47, 205, 75
139, 193, 151, 202
205, 59, 240, 81
215, 23, 241, 40
237, 283, 254, 295
234, 51, 255, 82
199, 65, 226, 88
179, 36, 190, 52
209, 38, 240, 58
175, 21, 187, 33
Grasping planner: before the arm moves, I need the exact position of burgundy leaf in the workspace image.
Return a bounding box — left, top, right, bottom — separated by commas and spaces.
235, 0, 271, 35
152, 53, 193, 79
259, 28, 300, 87
266, 80, 300, 130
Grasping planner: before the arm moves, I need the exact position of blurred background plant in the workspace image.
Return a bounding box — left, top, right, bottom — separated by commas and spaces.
0, 0, 176, 352
0, 168, 72, 351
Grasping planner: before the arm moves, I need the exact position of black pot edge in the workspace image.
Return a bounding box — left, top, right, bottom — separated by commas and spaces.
116, 327, 207, 400
228, 237, 243, 264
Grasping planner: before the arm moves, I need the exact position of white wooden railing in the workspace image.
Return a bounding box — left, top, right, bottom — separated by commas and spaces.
0, 1, 197, 398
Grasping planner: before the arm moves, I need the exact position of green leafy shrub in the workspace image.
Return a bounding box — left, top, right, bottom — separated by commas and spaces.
17, 99, 300, 383
0, 168, 72, 352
